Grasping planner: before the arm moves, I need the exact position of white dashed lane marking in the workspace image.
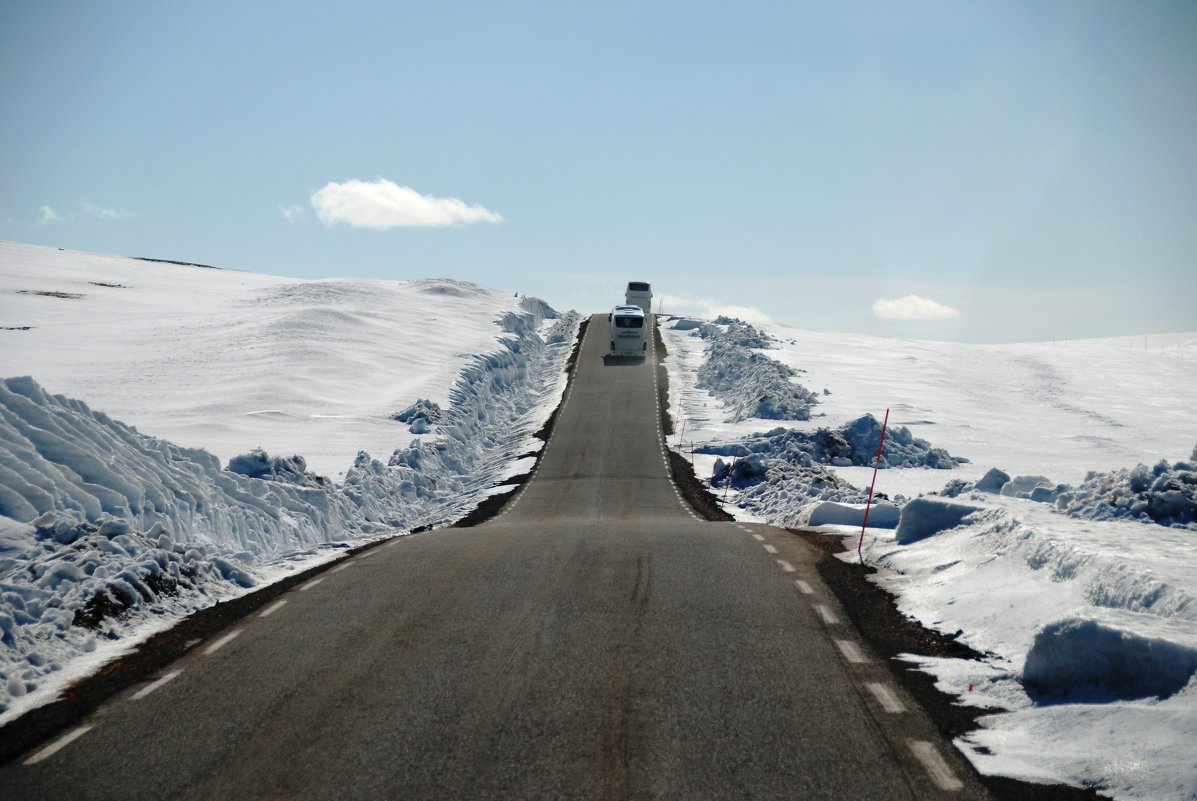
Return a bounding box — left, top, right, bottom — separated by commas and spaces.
866, 682, 906, 714
204, 629, 243, 656
795, 579, 814, 595
776, 559, 795, 573
258, 599, 287, 618
908, 739, 965, 791
762, 544, 778, 555
814, 604, 839, 624
23, 725, 93, 766
834, 639, 867, 664
131, 669, 183, 701
752, 533, 765, 542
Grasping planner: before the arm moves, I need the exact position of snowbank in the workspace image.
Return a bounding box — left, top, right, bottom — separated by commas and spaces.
795, 500, 900, 529
661, 313, 1197, 801
691, 317, 819, 422
1, 284, 580, 722
894, 498, 982, 544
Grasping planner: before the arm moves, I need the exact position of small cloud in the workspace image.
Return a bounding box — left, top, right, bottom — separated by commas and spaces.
38, 205, 63, 225
280, 204, 307, 223
872, 294, 960, 321
310, 177, 503, 229
84, 202, 136, 221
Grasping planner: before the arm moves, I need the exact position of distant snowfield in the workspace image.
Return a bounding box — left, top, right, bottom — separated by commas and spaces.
0, 241, 579, 724
0, 240, 533, 480
662, 317, 1197, 801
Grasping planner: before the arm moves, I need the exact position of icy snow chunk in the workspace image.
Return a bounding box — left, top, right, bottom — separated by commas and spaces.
796, 501, 900, 529
1023, 617, 1197, 703
393, 398, 445, 426
1000, 475, 1054, 498
974, 467, 1010, 494
895, 498, 981, 544
226, 449, 323, 486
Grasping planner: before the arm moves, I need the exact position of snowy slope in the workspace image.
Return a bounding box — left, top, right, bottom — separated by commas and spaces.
0, 240, 537, 480
0, 241, 580, 724
662, 316, 1197, 801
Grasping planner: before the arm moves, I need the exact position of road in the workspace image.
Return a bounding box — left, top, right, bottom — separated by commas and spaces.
0, 314, 987, 799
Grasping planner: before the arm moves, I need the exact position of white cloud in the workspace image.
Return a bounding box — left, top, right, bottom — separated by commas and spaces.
38, 205, 63, 225
872, 294, 961, 321
310, 178, 503, 229
84, 202, 136, 221
279, 205, 307, 223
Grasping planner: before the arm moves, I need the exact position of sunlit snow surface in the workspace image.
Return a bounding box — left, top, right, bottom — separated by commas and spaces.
662, 316, 1197, 801
0, 241, 579, 723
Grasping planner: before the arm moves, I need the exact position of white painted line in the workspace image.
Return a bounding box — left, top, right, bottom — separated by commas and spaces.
357, 549, 378, 559
835, 639, 867, 664
795, 579, 814, 595
814, 604, 839, 624
777, 559, 796, 573
24, 725, 93, 765
866, 682, 906, 714
330, 562, 353, 573
909, 740, 964, 791
204, 629, 243, 656
258, 599, 288, 618
762, 544, 778, 554
131, 669, 183, 701
752, 533, 765, 542
299, 577, 324, 592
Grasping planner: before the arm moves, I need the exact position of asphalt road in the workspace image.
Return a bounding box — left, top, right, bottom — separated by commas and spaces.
0, 314, 988, 800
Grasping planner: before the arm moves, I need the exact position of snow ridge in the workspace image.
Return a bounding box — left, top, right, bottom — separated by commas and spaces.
0, 302, 580, 721
694, 318, 819, 422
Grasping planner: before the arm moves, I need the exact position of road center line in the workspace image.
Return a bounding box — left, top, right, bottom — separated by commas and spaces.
131, 669, 183, 701
204, 629, 243, 656
908, 740, 965, 791
762, 544, 778, 554
258, 599, 288, 618
835, 639, 867, 664
751, 533, 765, 542
866, 682, 906, 714
777, 559, 796, 573
299, 577, 324, 592
23, 725, 93, 765
795, 579, 814, 595
814, 604, 839, 624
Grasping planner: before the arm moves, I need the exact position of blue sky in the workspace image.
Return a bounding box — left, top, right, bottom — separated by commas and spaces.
2, 0, 1194, 342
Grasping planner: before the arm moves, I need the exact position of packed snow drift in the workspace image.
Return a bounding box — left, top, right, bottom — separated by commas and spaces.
0, 241, 579, 723
662, 315, 1197, 801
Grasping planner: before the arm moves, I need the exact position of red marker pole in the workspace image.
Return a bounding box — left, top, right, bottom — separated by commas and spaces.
857, 408, 890, 563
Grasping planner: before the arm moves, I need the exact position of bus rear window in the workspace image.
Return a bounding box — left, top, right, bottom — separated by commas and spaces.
614, 316, 644, 328
627, 282, 650, 292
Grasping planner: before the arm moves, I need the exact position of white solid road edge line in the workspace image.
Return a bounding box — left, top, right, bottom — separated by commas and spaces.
204, 629, 244, 656
131, 669, 184, 701
866, 682, 906, 714
299, 577, 325, 592
908, 739, 965, 791
23, 725, 93, 765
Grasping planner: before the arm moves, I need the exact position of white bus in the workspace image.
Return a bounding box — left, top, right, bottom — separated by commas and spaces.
609, 305, 647, 357
625, 281, 652, 316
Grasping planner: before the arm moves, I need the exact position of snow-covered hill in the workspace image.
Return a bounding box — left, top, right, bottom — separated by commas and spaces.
662, 316, 1197, 801
0, 241, 579, 723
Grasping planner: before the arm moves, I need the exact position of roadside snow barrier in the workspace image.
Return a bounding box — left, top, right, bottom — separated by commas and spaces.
1023, 617, 1197, 703
797, 500, 899, 529
894, 497, 982, 544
